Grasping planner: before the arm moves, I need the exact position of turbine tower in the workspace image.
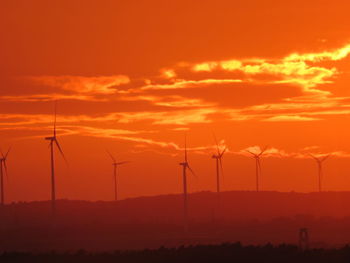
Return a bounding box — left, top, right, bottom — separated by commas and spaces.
179, 137, 196, 233
45, 102, 67, 214
309, 154, 330, 192
212, 134, 226, 194
246, 147, 267, 192
0, 148, 10, 205
107, 151, 129, 201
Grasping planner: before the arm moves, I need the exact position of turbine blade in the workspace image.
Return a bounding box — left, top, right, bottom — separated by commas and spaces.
187, 164, 197, 178
321, 154, 331, 162
259, 145, 268, 156
220, 147, 227, 158
4, 146, 11, 159
53, 101, 57, 137
3, 160, 8, 180
308, 153, 316, 159
246, 150, 257, 157
106, 150, 116, 163
54, 139, 68, 164
0, 149, 4, 159
219, 157, 224, 180
308, 153, 320, 162
184, 135, 188, 163
212, 132, 220, 156
2, 147, 11, 181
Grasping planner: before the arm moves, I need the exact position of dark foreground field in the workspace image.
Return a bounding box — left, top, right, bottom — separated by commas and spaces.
2, 243, 350, 263
2, 191, 350, 251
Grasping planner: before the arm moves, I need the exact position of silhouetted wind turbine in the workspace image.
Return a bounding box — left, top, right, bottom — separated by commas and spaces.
45, 102, 67, 214
212, 134, 226, 194
107, 151, 130, 201
0, 147, 11, 205
179, 137, 196, 233
246, 146, 267, 192
309, 154, 330, 192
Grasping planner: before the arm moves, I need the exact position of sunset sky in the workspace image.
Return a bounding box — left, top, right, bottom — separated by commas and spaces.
2, 0, 350, 202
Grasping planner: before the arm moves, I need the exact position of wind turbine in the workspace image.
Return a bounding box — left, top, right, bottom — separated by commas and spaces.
107, 151, 129, 201
0, 148, 11, 205
309, 154, 330, 192
179, 137, 196, 233
246, 146, 267, 192
44, 102, 67, 214
212, 135, 226, 194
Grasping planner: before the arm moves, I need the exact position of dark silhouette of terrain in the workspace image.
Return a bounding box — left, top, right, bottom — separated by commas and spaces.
1, 191, 350, 251
2, 243, 350, 263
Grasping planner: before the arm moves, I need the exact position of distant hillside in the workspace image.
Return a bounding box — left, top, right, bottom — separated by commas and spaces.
1, 191, 350, 251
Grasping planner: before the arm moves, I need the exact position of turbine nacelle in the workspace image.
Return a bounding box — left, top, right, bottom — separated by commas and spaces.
0, 147, 11, 163
45, 103, 67, 165
246, 146, 268, 159
308, 153, 330, 164
179, 161, 196, 177
107, 151, 129, 167
179, 136, 196, 177
212, 133, 226, 159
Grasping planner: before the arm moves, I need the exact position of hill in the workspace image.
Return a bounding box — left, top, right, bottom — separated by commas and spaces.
1, 191, 350, 251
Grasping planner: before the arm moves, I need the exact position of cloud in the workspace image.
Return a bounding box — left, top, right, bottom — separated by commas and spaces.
190, 43, 350, 90
192, 62, 220, 72
0, 106, 218, 129
171, 127, 190, 131
192, 59, 336, 89
238, 146, 350, 159
160, 68, 176, 79
263, 115, 321, 122
285, 44, 350, 62
0, 113, 111, 126
29, 75, 130, 94
72, 126, 228, 155
0, 75, 131, 102
74, 126, 230, 156
227, 93, 350, 122
2, 42, 350, 152
0, 93, 107, 102
116, 108, 217, 125
3, 114, 350, 160
301, 146, 320, 151
119, 94, 215, 108
139, 78, 242, 91
2, 124, 178, 150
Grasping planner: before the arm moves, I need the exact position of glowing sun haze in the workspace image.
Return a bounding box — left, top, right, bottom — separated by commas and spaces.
1, 0, 350, 202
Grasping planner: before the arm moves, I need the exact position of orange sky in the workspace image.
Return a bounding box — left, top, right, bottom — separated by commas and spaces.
2, 0, 350, 202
